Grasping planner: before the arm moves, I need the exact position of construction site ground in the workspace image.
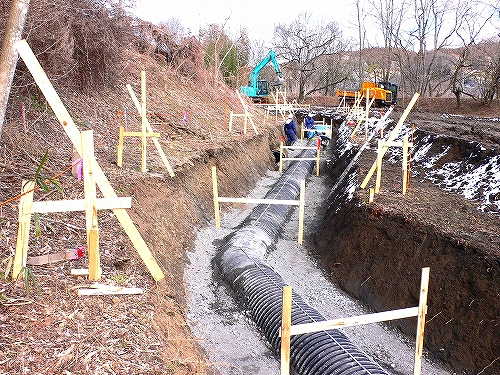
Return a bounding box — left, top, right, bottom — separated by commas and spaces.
1, 61, 499, 375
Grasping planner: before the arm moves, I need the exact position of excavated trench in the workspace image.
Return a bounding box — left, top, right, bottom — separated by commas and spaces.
185, 113, 499, 375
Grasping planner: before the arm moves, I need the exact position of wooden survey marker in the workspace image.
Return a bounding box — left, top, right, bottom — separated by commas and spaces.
15, 40, 165, 281
121, 71, 175, 177
361, 93, 419, 191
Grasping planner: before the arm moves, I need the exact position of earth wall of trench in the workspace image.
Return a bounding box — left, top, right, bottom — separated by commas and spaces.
313, 140, 500, 375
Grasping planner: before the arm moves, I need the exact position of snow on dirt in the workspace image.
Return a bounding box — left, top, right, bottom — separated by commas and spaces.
184, 138, 455, 375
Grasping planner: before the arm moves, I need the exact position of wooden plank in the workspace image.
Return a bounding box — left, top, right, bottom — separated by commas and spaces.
280, 286, 292, 375
82, 130, 101, 281
16, 40, 165, 281
12, 180, 34, 279
289, 307, 419, 336
414, 267, 430, 375
122, 131, 160, 137
212, 166, 221, 228
31, 197, 131, 213
218, 197, 300, 206
78, 284, 143, 296
141, 71, 147, 173
126, 83, 175, 177
71, 268, 89, 276
361, 92, 420, 189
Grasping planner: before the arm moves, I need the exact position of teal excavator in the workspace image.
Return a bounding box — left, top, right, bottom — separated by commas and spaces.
240, 50, 284, 103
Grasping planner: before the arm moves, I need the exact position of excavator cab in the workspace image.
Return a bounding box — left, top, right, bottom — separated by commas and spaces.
257, 80, 269, 96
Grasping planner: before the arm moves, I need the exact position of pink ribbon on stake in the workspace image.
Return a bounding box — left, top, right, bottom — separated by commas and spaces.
76, 158, 83, 181
182, 112, 188, 125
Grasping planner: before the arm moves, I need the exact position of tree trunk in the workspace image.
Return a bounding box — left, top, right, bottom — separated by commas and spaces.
0, 0, 31, 140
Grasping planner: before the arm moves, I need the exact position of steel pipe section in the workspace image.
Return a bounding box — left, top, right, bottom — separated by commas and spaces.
214, 138, 388, 374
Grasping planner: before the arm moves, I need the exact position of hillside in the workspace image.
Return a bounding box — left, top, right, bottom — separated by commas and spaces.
0, 12, 280, 373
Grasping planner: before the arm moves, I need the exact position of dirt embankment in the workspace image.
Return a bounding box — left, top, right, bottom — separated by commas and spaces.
313, 104, 500, 375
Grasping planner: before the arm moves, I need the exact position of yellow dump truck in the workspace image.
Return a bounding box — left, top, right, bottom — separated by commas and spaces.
336, 81, 398, 107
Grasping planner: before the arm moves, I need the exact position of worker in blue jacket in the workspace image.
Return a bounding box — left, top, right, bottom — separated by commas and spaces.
284, 114, 297, 146
304, 113, 316, 139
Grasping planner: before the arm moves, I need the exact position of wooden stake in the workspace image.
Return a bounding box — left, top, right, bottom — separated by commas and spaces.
414, 267, 430, 375
16, 40, 165, 281
369, 188, 374, 203
280, 285, 292, 375
12, 180, 34, 279
141, 71, 147, 173
82, 130, 101, 280
117, 123, 124, 167
298, 179, 305, 244
361, 92, 420, 189
236, 90, 258, 135
212, 166, 221, 228
375, 140, 383, 193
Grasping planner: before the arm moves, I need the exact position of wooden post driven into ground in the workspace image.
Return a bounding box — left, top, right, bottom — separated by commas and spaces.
211, 166, 306, 244
15, 39, 165, 281
82, 130, 101, 280
280, 285, 292, 375
123, 72, 175, 177
414, 267, 430, 375
280, 267, 430, 374
140, 70, 147, 172
12, 181, 34, 279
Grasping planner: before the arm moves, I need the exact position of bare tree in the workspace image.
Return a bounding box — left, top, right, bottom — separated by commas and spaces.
0, 0, 30, 140
444, 0, 498, 106
393, 0, 468, 97
369, 0, 408, 81
273, 13, 349, 101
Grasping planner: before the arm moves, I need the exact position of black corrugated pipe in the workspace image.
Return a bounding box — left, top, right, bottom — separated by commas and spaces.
214, 137, 389, 374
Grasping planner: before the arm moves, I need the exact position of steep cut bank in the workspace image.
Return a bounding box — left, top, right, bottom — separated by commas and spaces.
314, 125, 500, 375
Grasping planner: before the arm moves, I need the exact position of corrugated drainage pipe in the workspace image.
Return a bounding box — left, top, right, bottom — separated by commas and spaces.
214, 139, 389, 374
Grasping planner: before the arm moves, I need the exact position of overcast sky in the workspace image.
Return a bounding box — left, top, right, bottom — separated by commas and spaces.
133, 0, 360, 45
133, 0, 500, 50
